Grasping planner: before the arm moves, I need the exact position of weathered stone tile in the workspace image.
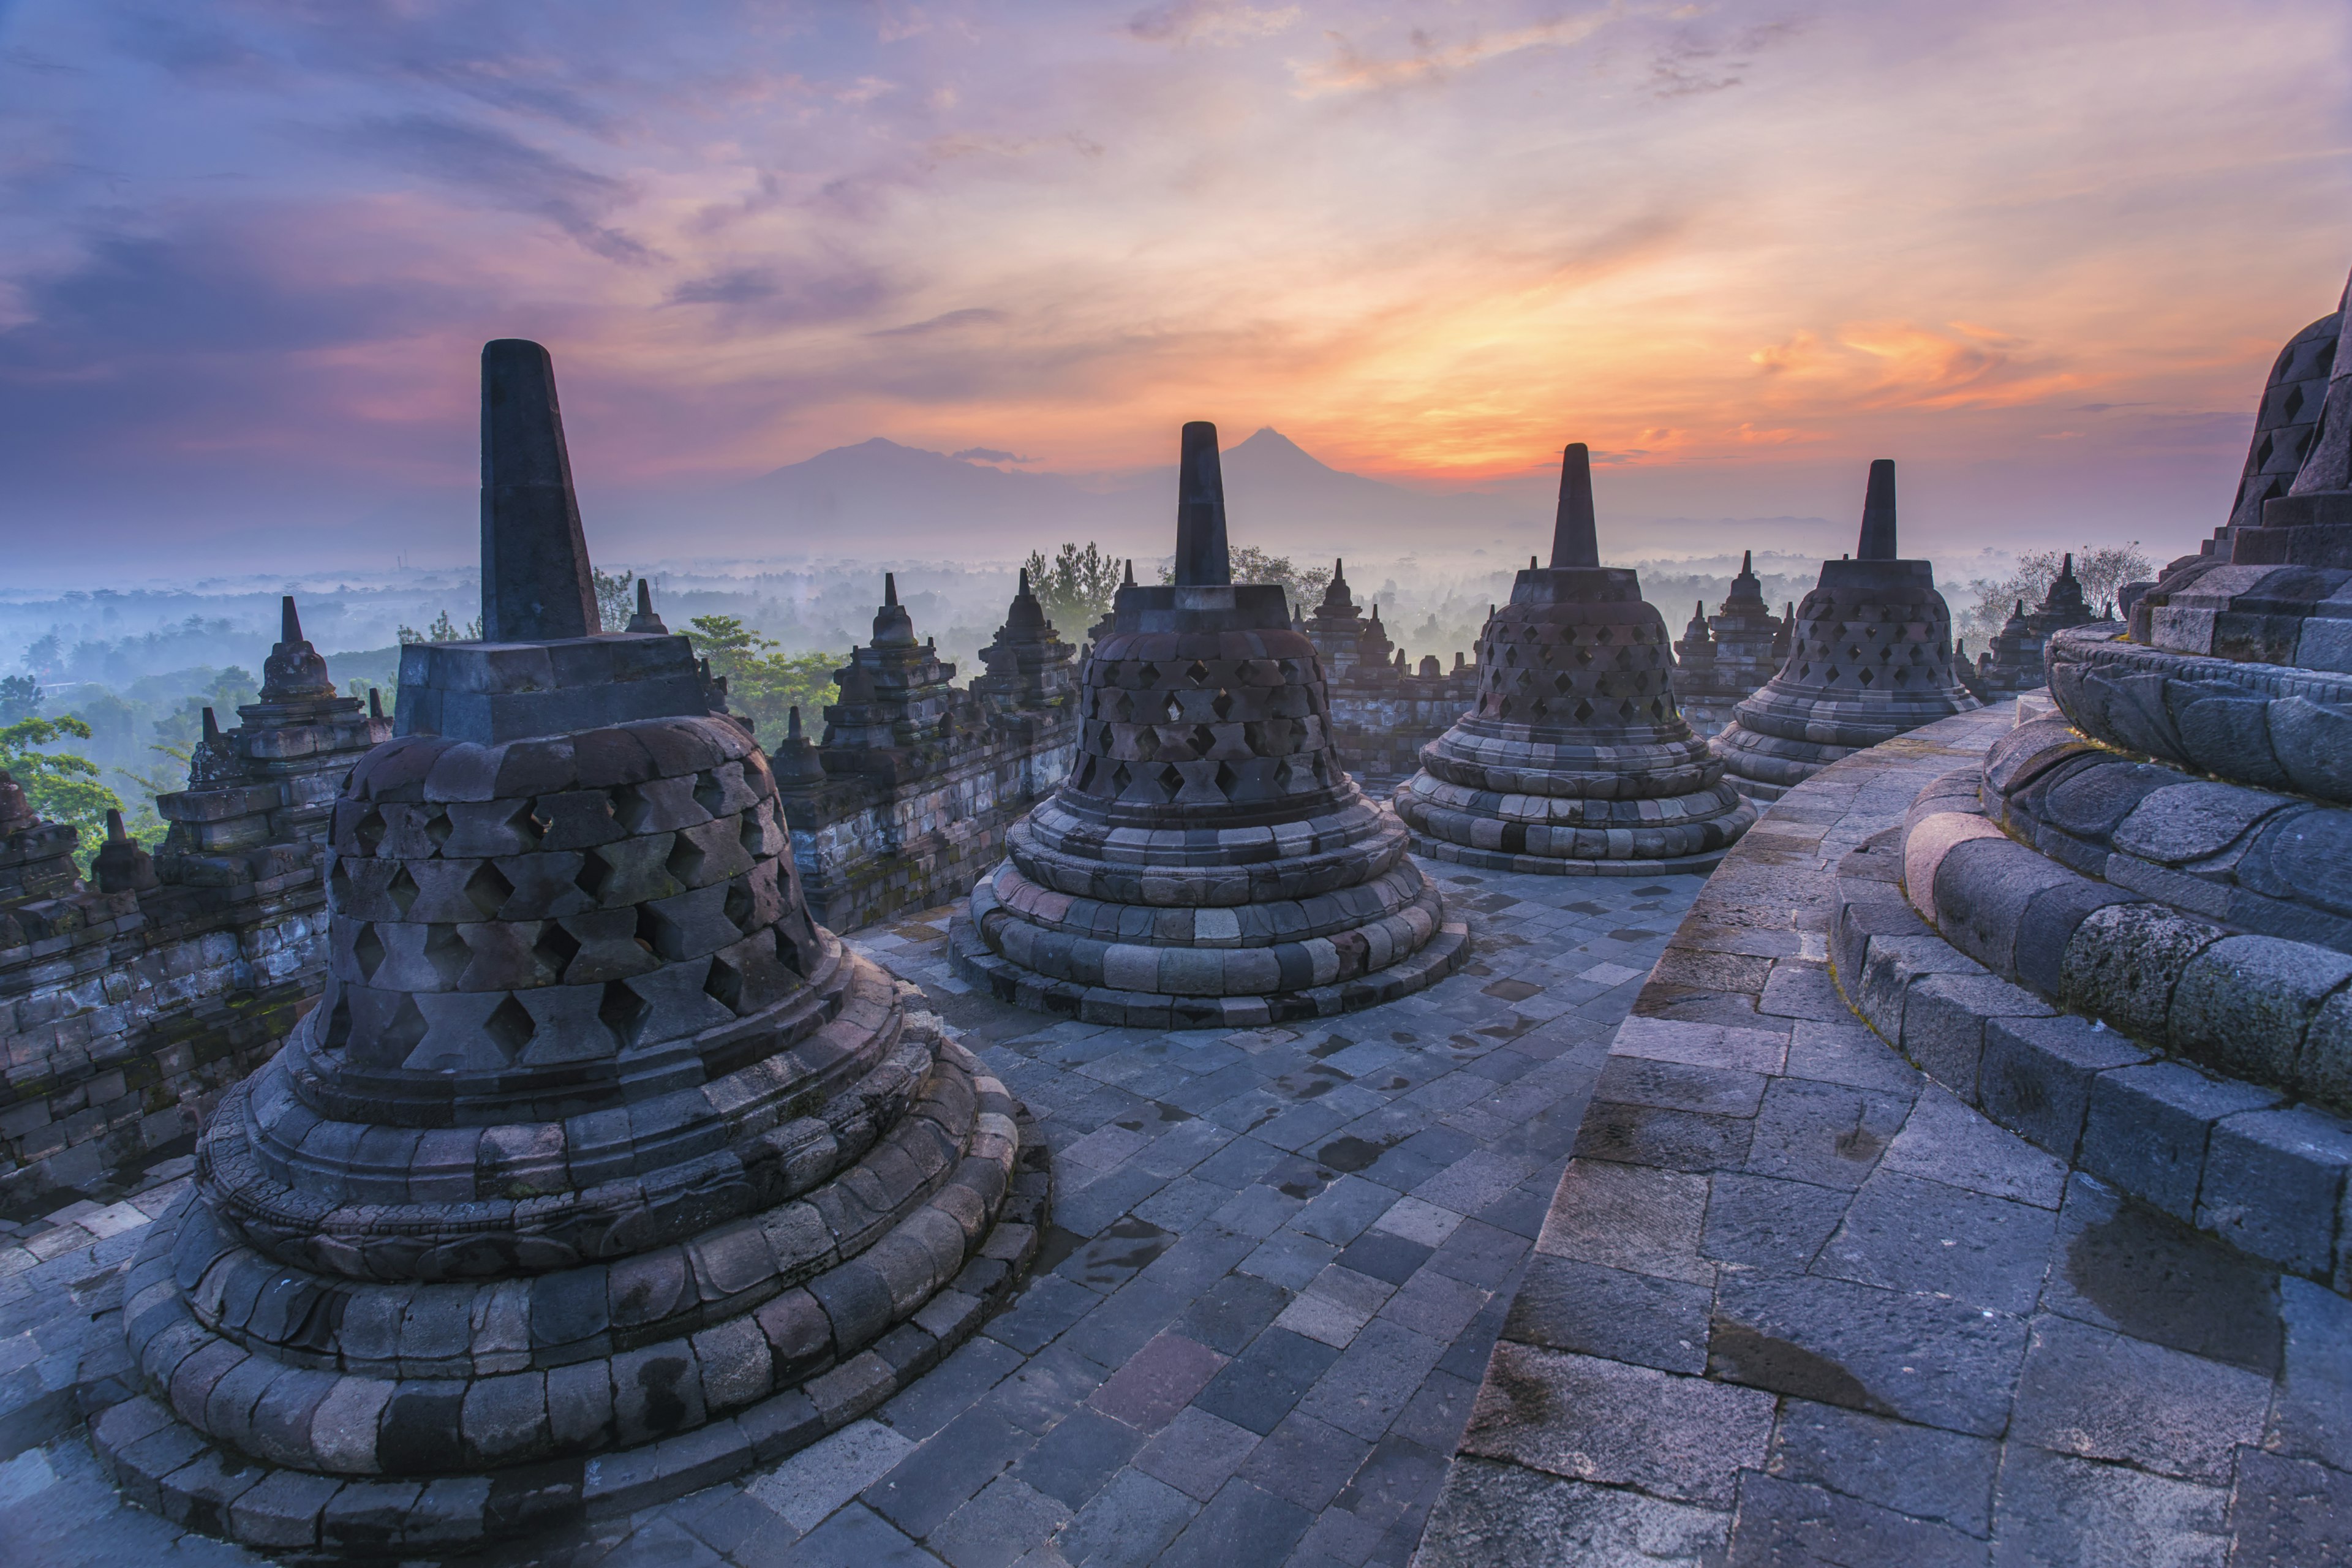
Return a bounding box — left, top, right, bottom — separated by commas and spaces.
1411, 1456, 1731, 1568
1882, 1085, 2069, 1209
2224, 1448, 2352, 1568
1701, 1173, 1852, 1271
1501, 1254, 1709, 1373
1711, 1272, 2030, 1438
1614, 1016, 1790, 1076
1532, 1159, 1713, 1285
1769, 1398, 2000, 1537
1815, 1170, 2057, 1314
2009, 1316, 2271, 1481
1989, 1444, 2230, 1568
1745, 1077, 1913, 1191
2040, 1173, 2282, 1376
1731, 1471, 1990, 1567
1460, 1343, 1773, 1505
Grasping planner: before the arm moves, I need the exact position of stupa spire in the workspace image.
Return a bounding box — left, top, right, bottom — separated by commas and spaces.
1550, 443, 1600, 569
479, 339, 599, 642
1856, 459, 1899, 560
1172, 421, 1232, 586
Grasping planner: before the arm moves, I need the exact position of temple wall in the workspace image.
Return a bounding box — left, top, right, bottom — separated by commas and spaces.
0, 875, 324, 1204
789, 715, 1079, 931
1327, 681, 1476, 789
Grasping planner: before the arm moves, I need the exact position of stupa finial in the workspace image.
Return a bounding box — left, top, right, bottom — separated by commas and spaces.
479, 339, 600, 643
1550, 442, 1599, 569
1172, 422, 1231, 586
1856, 459, 1899, 560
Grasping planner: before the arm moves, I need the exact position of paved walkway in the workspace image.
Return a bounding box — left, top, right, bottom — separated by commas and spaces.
1418, 706, 2352, 1566
0, 861, 1702, 1567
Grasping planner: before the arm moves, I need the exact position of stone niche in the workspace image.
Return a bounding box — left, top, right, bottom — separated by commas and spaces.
88, 339, 1049, 1556
952, 421, 1469, 1027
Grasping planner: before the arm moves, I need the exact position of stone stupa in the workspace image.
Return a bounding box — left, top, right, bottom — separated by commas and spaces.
1713, 460, 1980, 800
952, 421, 1468, 1027
1394, 443, 1755, 873
94, 340, 1047, 1556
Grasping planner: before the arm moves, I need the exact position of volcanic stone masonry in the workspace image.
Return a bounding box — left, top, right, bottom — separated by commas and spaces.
1713, 458, 1980, 801
1671, 549, 1786, 737
0, 596, 391, 1207
952, 420, 1469, 1027
772, 568, 1080, 931
1856, 260, 2352, 1320
83, 339, 1048, 1556
1300, 559, 1479, 790
1963, 551, 2103, 699
1395, 442, 1756, 875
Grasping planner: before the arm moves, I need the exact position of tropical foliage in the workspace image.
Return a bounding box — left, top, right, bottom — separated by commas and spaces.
0, 715, 123, 873
684, 616, 841, 744
1021, 541, 1126, 636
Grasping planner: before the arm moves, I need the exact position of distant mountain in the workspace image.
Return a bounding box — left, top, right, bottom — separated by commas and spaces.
650, 428, 1531, 563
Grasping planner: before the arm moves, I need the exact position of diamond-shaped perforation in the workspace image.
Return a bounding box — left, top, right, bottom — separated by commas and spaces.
600, 981, 650, 1049
535, 921, 582, 982
464, 861, 514, 918
668, 832, 706, 887
704, 955, 744, 1014
354, 809, 386, 856
353, 924, 385, 981
426, 925, 470, 987
386, 865, 420, 916
575, 848, 612, 903
484, 995, 536, 1060
424, 809, 452, 851
381, 995, 428, 1058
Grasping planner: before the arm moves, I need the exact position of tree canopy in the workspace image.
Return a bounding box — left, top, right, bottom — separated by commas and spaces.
684, 616, 840, 745
0, 714, 123, 873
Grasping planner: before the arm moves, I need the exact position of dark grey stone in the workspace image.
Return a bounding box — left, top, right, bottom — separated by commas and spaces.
2198, 1107, 2352, 1275
2078, 1061, 2280, 1223
1768, 1397, 1998, 1536
1978, 1015, 2148, 1161
1815, 1170, 2056, 1314
2041, 1173, 2283, 1376
1193, 1325, 1343, 1436
1709, 1272, 2029, 1436
1728, 1471, 1988, 1567
2009, 1314, 2271, 1480
1501, 1254, 1710, 1373
1988, 1444, 2230, 1567
2228, 1447, 2352, 1567
1701, 1172, 1852, 1269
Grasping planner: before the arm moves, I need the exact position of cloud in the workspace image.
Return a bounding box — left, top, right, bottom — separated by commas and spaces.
868, 307, 1006, 338
1128, 1, 1300, 45
341, 113, 655, 263
1295, 13, 1616, 95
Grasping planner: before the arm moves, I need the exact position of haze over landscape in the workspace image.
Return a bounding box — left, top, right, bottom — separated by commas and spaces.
2, 0, 2348, 585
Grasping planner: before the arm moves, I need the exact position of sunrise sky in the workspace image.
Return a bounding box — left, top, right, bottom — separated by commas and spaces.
2, 1, 2348, 579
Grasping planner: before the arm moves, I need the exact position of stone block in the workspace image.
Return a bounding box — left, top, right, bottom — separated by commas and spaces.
1929, 834, 2078, 978
1460, 1343, 1773, 1506
2060, 902, 2220, 1042
2013, 876, 2139, 999
2169, 935, 2352, 1091
1901, 811, 2005, 925
1899, 971, 2052, 1104
1978, 1014, 2148, 1160
1501, 1254, 1711, 1374
2198, 1106, 2352, 1276
2009, 1314, 2270, 1480
2079, 1061, 2281, 1223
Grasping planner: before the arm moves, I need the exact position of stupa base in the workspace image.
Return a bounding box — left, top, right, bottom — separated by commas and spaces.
85, 1105, 1050, 1559
947, 912, 1471, 1029
1401, 833, 1739, 877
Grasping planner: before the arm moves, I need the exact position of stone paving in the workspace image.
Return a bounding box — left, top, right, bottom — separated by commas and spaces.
1418, 704, 2352, 1566
0, 859, 1700, 1566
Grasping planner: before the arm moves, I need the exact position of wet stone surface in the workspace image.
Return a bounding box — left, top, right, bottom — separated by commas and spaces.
1419, 705, 2352, 1566
2, 861, 1695, 1566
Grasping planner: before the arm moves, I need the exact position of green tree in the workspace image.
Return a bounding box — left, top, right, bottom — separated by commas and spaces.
0, 675, 39, 724
398, 611, 482, 644
1022, 542, 1126, 634
1964, 542, 2154, 640
683, 616, 841, 744
1, 715, 124, 873
1156, 546, 1331, 611
592, 567, 638, 633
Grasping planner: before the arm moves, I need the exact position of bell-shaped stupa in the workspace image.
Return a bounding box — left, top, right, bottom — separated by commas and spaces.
952, 422, 1468, 1027
1394, 444, 1755, 873
1713, 460, 1980, 800
96, 340, 1047, 1556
